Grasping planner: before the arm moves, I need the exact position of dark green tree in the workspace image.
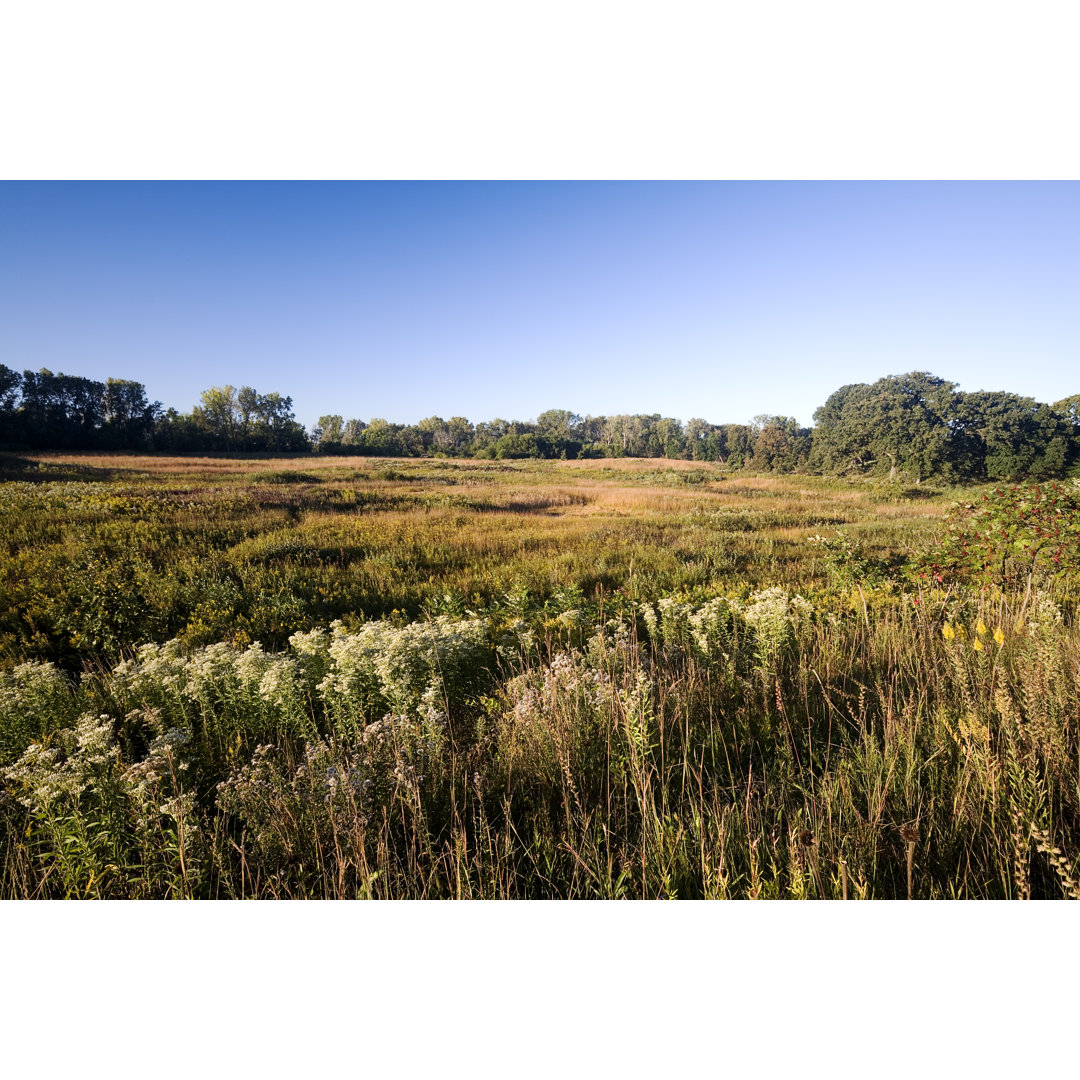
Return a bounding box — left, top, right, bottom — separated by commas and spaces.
101, 378, 160, 448
811, 372, 958, 481
952, 391, 1073, 481
20, 369, 106, 448
0, 364, 21, 443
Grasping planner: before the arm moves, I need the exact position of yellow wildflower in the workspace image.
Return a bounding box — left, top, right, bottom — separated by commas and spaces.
942, 622, 955, 640
993, 627, 1005, 646
976, 619, 987, 636
973, 638, 984, 652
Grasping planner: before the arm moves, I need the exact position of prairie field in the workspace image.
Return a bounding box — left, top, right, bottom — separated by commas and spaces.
1, 451, 1078, 899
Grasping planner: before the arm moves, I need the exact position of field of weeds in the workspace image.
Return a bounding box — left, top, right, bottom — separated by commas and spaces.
1, 452, 1077, 898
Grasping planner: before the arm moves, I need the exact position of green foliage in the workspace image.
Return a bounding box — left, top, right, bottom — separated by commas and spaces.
190, 385, 309, 452
811, 372, 960, 481
495, 433, 541, 459
952, 391, 1074, 481
0, 662, 80, 767
751, 415, 813, 472
811, 374, 1080, 484
810, 530, 894, 588
916, 480, 1080, 589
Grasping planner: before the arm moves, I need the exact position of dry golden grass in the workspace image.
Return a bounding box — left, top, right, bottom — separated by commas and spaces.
551, 456, 706, 472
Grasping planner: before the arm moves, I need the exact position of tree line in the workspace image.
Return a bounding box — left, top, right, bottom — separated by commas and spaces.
313, 372, 1080, 482
0, 367, 307, 453
311, 409, 789, 467
2, 365, 1078, 482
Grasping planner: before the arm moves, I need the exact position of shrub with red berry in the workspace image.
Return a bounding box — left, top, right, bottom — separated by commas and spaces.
912, 480, 1080, 589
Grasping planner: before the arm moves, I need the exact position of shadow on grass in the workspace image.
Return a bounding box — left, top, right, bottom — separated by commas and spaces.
0, 454, 124, 484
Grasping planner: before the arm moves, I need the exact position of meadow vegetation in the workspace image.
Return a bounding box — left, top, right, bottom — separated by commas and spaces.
1, 451, 1078, 899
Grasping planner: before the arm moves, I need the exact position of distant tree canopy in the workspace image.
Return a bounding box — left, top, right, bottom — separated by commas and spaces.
811, 373, 958, 480
810, 372, 1080, 482
751, 415, 813, 473
1, 364, 1078, 481
0, 366, 162, 449
156, 385, 308, 453
0, 367, 306, 454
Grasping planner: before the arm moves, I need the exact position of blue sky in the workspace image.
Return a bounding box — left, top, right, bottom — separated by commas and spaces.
2, 181, 1078, 432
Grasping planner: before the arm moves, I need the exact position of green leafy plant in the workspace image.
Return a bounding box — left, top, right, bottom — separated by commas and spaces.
915, 480, 1080, 589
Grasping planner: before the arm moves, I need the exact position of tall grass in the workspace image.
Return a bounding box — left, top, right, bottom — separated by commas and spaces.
2, 581, 1077, 898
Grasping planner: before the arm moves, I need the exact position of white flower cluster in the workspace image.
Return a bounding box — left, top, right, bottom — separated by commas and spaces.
111, 639, 189, 701
182, 642, 249, 702
508, 650, 609, 728
312, 616, 488, 715
73, 711, 115, 765
657, 597, 693, 643
688, 597, 740, 657
548, 651, 609, 706
742, 586, 813, 645
0, 660, 73, 722
640, 596, 738, 658
215, 743, 281, 816
4, 741, 84, 810
289, 626, 330, 659
497, 617, 536, 662
3, 713, 116, 812
553, 608, 585, 632
640, 603, 659, 640
257, 656, 301, 709
1025, 590, 1065, 640
112, 638, 302, 715
511, 685, 542, 726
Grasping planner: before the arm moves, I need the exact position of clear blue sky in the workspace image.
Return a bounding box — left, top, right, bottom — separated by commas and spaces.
2, 181, 1078, 432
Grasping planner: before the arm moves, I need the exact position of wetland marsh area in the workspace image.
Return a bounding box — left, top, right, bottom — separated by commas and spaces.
2, 452, 1077, 899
